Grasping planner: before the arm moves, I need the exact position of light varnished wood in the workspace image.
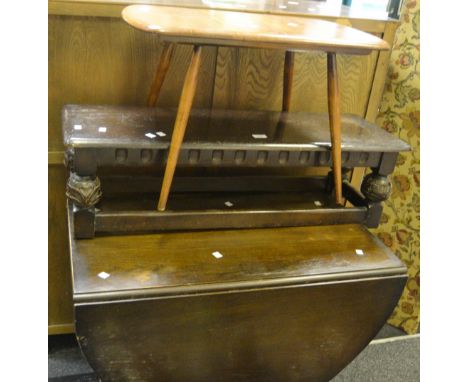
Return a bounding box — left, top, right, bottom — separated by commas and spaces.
48, 166, 74, 332
213, 47, 285, 111
213, 49, 377, 115
158, 46, 203, 211
122, 5, 389, 54
147, 42, 175, 107
48, 323, 75, 335
327, 52, 343, 204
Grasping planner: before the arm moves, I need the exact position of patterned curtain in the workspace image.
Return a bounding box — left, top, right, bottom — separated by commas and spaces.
373, 0, 420, 334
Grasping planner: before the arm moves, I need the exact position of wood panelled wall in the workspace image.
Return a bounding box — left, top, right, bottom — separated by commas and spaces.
48, 9, 398, 333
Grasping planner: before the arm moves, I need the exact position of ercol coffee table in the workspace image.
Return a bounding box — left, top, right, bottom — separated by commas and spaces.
122, 4, 389, 210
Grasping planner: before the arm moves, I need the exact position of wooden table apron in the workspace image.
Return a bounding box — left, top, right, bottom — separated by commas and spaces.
48, 1, 399, 334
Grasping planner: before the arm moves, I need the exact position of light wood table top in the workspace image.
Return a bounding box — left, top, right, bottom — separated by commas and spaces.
122, 5, 389, 54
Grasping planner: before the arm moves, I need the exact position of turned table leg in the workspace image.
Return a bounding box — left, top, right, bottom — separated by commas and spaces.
148, 42, 175, 107
157, 45, 202, 211
327, 52, 343, 204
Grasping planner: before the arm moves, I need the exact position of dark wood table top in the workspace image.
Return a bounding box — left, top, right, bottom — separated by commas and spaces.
70, 223, 406, 302
63, 105, 410, 153
122, 5, 389, 53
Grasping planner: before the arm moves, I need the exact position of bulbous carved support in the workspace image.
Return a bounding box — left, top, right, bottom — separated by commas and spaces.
361, 173, 392, 203
66, 173, 102, 208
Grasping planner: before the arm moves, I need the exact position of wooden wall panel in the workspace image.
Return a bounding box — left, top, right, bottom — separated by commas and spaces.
213, 49, 378, 116
48, 165, 74, 331
49, 15, 218, 151
213, 48, 284, 110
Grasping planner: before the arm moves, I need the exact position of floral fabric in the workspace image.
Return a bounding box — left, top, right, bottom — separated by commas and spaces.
373, 0, 420, 334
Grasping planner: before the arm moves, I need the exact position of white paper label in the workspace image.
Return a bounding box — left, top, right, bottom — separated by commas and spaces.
156, 131, 166, 137
224, 201, 234, 207
145, 133, 157, 139
355, 249, 364, 256
212, 251, 223, 259
98, 127, 107, 133
252, 134, 268, 139
98, 271, 110, 279
314, 200, 322, 207
73, 124, 82, 130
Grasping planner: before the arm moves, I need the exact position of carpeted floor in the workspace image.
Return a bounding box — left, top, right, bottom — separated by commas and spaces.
48, 324, 419, 381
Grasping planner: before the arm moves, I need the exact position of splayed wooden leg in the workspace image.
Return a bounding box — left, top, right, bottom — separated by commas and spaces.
327, 52, 343, 204
147, 42, 175, 107
157, 45, 202, 211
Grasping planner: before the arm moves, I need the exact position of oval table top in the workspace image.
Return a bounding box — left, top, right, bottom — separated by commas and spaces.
122, 5, 389, 54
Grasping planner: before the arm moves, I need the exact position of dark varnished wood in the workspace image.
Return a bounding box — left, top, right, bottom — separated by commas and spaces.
70, 223, 405, 298
68, 174, 385, 238
63, 105, 410, 152
75, 276, 405, 381
95, 205, 367, 235
70, 220, 406, 381
282, 51, 295, 112
100, 175, 328, 194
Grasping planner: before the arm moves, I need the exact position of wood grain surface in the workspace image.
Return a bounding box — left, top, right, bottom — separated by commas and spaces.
48, 166, 74, 329
48, 15, 218, 151
71, 223, 405, 297
75, 275, 405, 381
147, 42, 175, 106
212, 48, 378, 114
327, 52, 343, 203
63, 106, 410, 152
122, 5, 389, 53
48, 8, 395, 332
